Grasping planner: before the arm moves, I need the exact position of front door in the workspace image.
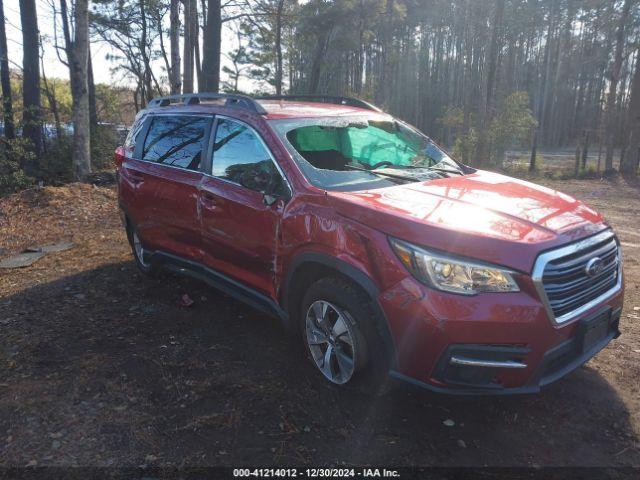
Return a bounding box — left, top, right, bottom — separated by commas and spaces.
199, 117, 289, 298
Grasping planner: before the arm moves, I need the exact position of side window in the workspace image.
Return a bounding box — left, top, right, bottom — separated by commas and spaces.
142, 115, 209, 171
211, 118, 284, 194
124, 114, 146, 151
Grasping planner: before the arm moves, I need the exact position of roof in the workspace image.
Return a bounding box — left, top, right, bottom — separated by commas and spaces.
144, 98, 385, 121
258, 100, 377, 119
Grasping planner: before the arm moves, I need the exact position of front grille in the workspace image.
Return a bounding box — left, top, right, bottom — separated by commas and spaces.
534, 231, 621, 324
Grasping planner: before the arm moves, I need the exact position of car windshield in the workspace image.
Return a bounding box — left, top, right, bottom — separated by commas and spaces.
270, 115, 465, 191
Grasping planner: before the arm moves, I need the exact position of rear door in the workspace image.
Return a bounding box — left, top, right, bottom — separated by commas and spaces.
118, 112, 149, 227
123, 113, 212, 261
199, 116, 291, 297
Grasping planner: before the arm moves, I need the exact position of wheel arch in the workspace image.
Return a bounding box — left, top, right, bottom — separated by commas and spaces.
118, 202, 133, 229
280, 252, 398, 369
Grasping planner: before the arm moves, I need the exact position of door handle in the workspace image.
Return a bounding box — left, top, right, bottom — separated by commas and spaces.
126, 170, 144, 184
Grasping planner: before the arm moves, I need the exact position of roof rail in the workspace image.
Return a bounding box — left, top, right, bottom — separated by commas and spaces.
257, 95, 383, 113
147, 93, 267, 115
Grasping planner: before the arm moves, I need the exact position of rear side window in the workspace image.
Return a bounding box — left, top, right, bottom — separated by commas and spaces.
142, 115, 209, 171
211, 118, 282, 193
124, 114, 146, 151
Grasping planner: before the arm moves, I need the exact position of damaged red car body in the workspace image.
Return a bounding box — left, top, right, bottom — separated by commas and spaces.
116, 93, 623, 395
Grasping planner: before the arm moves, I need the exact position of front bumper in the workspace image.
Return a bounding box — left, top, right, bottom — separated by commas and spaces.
390, 308, 621, 395
380, 275, 624, 395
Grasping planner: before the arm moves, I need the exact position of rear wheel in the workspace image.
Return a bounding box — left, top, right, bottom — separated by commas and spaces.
126, 224, 158, 276
300, 277, 390, 393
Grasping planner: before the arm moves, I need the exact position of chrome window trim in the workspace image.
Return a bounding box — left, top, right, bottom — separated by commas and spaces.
128, 156, 205, 175
207, 115, 293, 198
531, 229, 622, 326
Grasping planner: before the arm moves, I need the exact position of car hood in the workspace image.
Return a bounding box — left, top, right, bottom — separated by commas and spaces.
327, 170, 608, 272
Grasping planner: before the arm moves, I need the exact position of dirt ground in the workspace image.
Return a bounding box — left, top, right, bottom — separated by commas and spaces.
0, 177, 639, 468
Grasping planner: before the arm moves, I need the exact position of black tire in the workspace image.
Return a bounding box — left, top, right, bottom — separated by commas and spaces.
300, 277, 391, 394
126, 223, 159, 277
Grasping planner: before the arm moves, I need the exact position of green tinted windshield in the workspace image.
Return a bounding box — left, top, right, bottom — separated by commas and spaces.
271, 116, 463, 191
287, 120, 450, 169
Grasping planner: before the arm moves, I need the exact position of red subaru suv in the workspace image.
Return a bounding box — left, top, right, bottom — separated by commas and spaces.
115, 93, 623, 395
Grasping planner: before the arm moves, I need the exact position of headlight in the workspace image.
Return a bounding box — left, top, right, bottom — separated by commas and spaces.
389, 238, 520, 295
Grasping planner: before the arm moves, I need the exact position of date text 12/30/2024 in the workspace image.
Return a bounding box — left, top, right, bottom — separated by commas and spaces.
233, 468, 401, 478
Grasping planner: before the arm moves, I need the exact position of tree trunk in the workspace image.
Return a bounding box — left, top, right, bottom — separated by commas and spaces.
274, 0, 285, 95
574, 138, 581, 177
308, 29, 332, 94
88, 48, 97, 126
529, 130, 538, 172
530, 1, 556, 172
201, 0, 221, 92
19, 0, 43, 171
475, 0, 505, 166
549, 0, 576, 146
170, 0, 182, 94
604, 0, 632, 172
581, 130, 589, 170
70, 0, 91, 180
156, 8, 172, 91
378, 0, 395, 105
139, 1, 153, 103
40, 55, 63, 143
194, 30, 202, 87
621, 51, 640, 177
183, 0, 195, 93
193, 0, 202, 88
0, 0, 14, 140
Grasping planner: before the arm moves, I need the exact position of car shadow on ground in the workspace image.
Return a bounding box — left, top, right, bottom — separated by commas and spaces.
0, 261, 638, 467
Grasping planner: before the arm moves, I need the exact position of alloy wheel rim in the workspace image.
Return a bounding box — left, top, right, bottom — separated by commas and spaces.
132, 231, 149, 267
305, 300, 356, 384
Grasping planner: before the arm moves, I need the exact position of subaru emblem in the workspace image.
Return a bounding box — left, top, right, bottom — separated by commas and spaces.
585, 257, 605, 277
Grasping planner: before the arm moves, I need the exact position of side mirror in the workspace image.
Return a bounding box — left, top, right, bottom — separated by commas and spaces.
263, 175, 290, 206
263, 193, 279, 206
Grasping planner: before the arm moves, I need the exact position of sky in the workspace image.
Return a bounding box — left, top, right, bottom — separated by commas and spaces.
4, 0, 248, 91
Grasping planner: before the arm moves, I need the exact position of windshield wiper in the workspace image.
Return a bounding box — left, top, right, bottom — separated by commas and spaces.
387, 164, 464, 176
344, 164, 417, 182
427, 166, 464, 175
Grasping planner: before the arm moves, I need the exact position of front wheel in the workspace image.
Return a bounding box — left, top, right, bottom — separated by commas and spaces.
304, 299, 363, 384
300, 277, 389, 392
